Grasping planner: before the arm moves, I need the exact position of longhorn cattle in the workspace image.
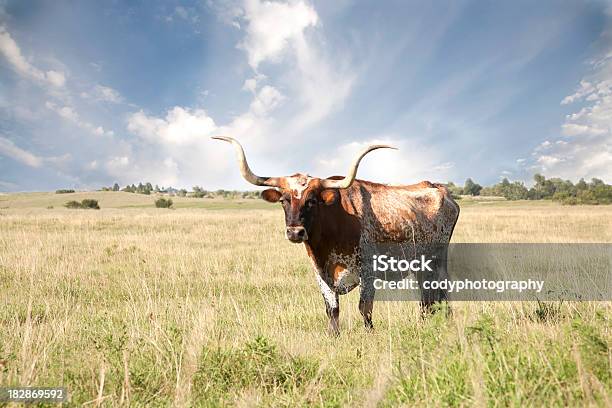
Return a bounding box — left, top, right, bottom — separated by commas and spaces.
213, 136, 460, 335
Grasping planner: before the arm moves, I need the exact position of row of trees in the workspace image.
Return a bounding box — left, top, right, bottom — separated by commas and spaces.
192, 186, 260, 199
100, 175, 611, 205
447, 174, 612, 205
101, 182, 261, 199
101, 182, 180, 195
446, 178, 482, 197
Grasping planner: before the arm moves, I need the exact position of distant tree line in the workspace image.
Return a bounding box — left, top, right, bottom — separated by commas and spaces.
98, 175, 610, 205
192, 186, 260, 199
447, 174, 612, 205
100, 182, 260, 199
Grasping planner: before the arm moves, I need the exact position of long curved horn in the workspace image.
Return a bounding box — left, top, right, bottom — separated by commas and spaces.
211, 136, 282, 187
320, 144, 398, 189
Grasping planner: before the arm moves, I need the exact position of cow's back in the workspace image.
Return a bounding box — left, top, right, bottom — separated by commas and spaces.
342, 179, 459, 244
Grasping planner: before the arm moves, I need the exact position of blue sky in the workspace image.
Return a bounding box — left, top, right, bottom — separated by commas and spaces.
0, 0, 610, 191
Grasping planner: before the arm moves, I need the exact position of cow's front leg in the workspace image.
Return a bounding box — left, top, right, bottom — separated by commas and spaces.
316, 274, 340, 336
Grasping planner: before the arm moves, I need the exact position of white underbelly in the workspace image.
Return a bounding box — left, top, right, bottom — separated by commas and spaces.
334, 269, 360, 294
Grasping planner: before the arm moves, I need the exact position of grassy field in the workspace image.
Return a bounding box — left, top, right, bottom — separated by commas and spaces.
0, 191, 610, 406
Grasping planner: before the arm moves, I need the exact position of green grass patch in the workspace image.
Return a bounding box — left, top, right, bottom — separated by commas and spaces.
192, 336, 319, 406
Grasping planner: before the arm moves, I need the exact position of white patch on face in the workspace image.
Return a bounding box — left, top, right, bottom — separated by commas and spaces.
285, 174, 313, 199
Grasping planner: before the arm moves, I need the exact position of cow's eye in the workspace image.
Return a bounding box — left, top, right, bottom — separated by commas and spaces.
306, 198, 317, 207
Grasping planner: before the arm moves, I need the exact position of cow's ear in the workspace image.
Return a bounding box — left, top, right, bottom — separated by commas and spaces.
320, 189, 338, 206
262, 189, 282, 203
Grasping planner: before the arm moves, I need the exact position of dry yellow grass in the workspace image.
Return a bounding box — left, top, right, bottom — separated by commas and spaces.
0, 193, 610, 406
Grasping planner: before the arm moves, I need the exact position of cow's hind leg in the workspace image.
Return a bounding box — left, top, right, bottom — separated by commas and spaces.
358, 298, 374, 331
420, 245, 450, 317
359, 274, 375, 331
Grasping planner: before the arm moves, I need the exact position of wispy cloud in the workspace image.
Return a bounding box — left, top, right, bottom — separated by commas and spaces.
236, 0, 355, 133
531, 52, 612, 181
80, 85, 123, 104
0, 25, 66, 87
45, 102, 114, 137
0, 136, 43, 167
239, 0, 318, 69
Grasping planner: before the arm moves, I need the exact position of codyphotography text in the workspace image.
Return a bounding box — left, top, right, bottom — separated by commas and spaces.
373, 277, 544, 293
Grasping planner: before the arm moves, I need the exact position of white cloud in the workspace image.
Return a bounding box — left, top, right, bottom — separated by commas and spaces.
106, 156, 129, 170
313, 137, 454, 184
127, 106, 217, 145
46, 101, 114, 137
127, 82, 285, 146
531, 52, 612, 181
242, 78, 258, 93
81, 84, 123, 103
121, 79, 294, 189
289, 33, 355, 131
45, 70, 66, 87
0, 135, 70, 170
536, 155, 562, 166
48, 103, 79, 122
238, 0, 355, 133
0, 26, 66, 87
242, 73, 266, 93
561, 80, 594, 105
561, 123, 606, 137
239, 0, 318, 69
248, 85, 284, 116
0, 136, 43, 167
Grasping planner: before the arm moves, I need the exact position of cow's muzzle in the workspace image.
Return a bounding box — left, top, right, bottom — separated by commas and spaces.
286, 226, 308, 243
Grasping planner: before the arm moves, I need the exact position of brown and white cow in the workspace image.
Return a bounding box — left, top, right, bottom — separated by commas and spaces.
213, 136, 460, 335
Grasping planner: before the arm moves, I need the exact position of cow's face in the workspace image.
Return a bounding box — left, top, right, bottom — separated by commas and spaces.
261, 174, 338, 243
